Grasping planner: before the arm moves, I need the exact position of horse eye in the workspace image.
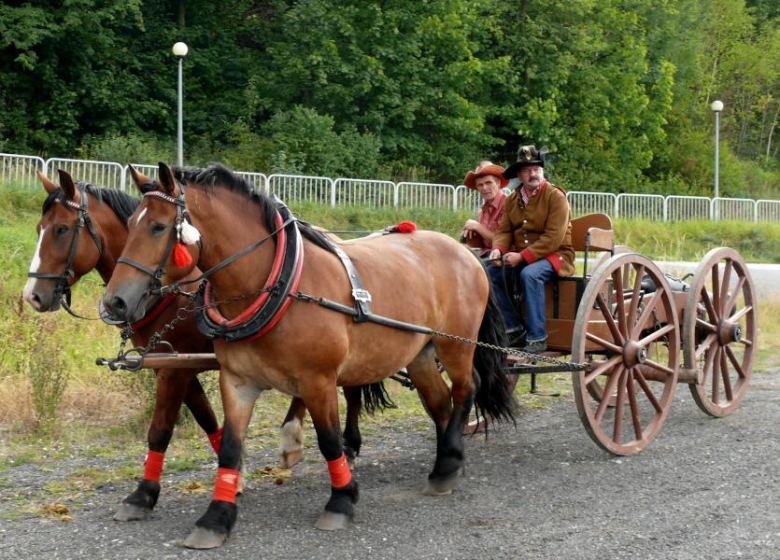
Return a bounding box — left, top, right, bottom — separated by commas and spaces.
151, 222, 168, 235
56, 225, 69, 237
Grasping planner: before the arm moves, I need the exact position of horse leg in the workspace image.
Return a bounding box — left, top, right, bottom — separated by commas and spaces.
114, 368, 195, 521
342, 386, 362, 467
182, 375, 221, 451
183, 371, 261, 549
279, 398, 306, 468
304, 380, 359, 531
181, 376, 253, 494
423, 342, 476, 496
404, 344, 464, 495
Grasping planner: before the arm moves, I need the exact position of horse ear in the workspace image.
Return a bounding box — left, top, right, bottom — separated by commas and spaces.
158, 162, 177, 196
128, 164, 153, 192
57, 169, 80, 203
37, 170, 58, 194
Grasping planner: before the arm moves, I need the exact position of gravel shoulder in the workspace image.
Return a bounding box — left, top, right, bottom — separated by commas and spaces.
1, 369, 779, 560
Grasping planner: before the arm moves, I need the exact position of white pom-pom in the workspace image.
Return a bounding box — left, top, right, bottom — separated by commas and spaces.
180, 221, 201, 245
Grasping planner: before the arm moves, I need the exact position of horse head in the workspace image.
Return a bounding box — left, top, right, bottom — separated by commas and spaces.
102, 162, 201, 323
23, 170, 104, 312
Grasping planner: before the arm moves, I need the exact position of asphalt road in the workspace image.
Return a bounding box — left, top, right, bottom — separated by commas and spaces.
2, 366, 778, 560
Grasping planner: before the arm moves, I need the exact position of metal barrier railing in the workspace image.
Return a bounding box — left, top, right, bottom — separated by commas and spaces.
0, 153, 45, 189
2, 152, 777, 222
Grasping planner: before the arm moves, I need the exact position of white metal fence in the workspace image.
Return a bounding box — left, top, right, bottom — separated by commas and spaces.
2, 152, 777, 222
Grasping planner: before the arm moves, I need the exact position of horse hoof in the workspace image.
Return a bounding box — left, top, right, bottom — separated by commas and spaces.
113, 503, 150, 521
280, 448, 304, 469
423, 468, 464, 496
182, 527, 227, 549
314, 511, 353, 531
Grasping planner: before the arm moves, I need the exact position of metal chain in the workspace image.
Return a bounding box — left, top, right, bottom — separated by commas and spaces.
110, 284, 274, 364
429, 329, 588, 371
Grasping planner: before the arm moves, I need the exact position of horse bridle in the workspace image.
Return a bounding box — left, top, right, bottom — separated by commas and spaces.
116, 183, 193, 296
28, 184, 103, 316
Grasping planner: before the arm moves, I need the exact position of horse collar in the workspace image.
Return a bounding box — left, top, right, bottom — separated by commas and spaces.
194, 203, 304, 343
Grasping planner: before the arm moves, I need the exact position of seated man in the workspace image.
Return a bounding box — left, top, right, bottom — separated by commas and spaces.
488, 145, 575, 353
460, 161, 508, 258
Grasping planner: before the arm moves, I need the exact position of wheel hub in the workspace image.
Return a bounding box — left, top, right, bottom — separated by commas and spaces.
717, 320, 742, 345
623, 340, 647, 368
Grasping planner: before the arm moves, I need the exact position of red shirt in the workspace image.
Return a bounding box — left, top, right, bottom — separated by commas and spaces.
476, 192, 507, 251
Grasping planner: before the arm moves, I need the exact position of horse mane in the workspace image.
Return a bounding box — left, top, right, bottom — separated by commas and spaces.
174, 164, 336, 255
41, 182, 140, 225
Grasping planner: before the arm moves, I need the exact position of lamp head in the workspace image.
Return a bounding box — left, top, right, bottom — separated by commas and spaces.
172, 42, 189, 57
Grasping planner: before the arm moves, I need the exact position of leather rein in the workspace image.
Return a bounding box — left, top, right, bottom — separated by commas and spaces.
28, 184, 103, 319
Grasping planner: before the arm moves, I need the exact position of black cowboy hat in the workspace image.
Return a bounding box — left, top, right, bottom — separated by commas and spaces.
503, 145, 549, 179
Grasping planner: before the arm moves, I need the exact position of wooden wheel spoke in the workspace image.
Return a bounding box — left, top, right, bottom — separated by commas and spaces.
711, 346, 721, 404
724, 276, 745, 316
695, 318, 717, 333
695, 333, 717, 360
626, 370, 643, 440
643, 359, 676, 378
711, 264, 720, 313
585, 355, 623, 384
613, 268, 628, 337
700, 342, 717, 385
729, 305, 753, 323
700, 288, 719, 323
738, 338, 753, 347
632, 290, 662, 338
596, 293, 624, 345
719, 260, 733, 311
613, 370, 629, 443
724, 345, 746, 380
719, 349, 733, 401
585, 332, 623, 354
626, 265, 645, 330
634, 370, 663, 413
637, 323, 676, 348
595, 365, 623, 423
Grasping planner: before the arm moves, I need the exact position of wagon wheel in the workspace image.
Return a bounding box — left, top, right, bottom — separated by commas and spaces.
572, 253, 680, 455
587, 245, 635, 405
683, 247, 757, 417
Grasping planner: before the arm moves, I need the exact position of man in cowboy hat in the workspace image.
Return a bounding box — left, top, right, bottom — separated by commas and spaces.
488, 145, 574, 353
460, 161, 509, 258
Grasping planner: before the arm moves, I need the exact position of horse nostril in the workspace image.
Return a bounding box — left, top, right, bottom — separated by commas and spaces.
112, 296, 127, 313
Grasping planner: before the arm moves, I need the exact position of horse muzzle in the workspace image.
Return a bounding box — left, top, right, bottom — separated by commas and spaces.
102, 283, 150, 324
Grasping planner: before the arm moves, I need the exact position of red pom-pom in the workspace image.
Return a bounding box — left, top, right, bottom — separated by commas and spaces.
173, 242, 193, 268
394, 221, 417, 233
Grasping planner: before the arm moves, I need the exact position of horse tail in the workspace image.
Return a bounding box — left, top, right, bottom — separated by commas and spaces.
472, 280, 516, 427
361, 381, 396, 415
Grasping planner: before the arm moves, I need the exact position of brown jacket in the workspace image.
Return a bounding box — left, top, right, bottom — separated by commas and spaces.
493, 181, 575, 276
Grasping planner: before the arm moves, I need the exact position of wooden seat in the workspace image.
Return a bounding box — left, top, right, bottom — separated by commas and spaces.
570, 213, 614, 277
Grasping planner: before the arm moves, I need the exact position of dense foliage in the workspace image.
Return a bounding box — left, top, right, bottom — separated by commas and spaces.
1, 0, 778, 196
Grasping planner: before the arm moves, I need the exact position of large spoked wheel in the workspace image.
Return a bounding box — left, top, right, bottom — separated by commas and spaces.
572, 253, 680, 455
683, 247, 757, 417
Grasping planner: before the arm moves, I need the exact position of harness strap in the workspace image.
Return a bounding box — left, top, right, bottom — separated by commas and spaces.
328, 243, 373, 322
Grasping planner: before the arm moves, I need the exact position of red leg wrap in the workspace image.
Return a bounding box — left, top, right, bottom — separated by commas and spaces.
212, 467, 240, 504
208, 427, 223, 454
143, 450, 165, 483
327, 453, 352, 488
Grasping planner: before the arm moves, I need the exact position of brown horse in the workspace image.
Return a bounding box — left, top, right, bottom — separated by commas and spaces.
21, 170, 374, 522
102, 163, 514, 548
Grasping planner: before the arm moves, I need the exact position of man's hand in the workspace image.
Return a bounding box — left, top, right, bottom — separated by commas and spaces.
461, 219, 480, 239
488, 248, 502, 266
503, 252, 523, 267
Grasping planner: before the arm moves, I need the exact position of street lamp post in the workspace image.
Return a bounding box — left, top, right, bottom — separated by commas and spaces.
173, 42, 189, 167
711, 99, 723, 221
